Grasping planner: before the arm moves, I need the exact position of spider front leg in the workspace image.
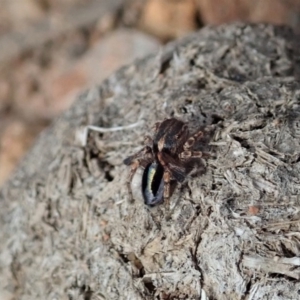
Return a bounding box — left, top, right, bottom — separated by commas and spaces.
124, 146, 152, 202
163, 170, 171, 210
152, 121, 161, 133
156, 152, 172, 209
144, 135, 153, 147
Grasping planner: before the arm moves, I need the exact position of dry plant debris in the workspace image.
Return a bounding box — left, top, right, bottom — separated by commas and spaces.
1, 23, 300, 299
2, 0, 300, 193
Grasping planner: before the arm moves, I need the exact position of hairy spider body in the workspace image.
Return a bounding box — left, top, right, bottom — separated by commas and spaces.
124, 118, 206, 207
153, 118, 188, 154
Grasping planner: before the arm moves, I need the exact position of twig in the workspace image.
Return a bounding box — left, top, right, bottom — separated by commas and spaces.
77, 120, 144, 146
242, 255, 300, 279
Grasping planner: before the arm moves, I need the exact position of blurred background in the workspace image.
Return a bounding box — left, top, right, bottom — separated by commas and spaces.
1, 0, 300, 186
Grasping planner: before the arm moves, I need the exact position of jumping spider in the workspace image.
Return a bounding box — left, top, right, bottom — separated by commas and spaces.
124, 118, 209, 208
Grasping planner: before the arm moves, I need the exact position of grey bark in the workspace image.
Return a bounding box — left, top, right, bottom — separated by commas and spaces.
1, 23, 300, 300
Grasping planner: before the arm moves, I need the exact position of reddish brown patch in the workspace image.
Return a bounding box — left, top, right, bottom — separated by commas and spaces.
248, 205, 260, 215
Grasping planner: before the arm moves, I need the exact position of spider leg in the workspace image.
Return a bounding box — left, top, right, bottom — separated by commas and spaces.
124, 146, 153, 202
163, 170, 171, 209
183, 130, 204, 151
144, 135, 153, 147
179, 150, 203, 160
152, 121, 161, 134
158, 151, 186, 182
126, 160, 139, 202
123, 146, 151, 165
156, 152, 172, 207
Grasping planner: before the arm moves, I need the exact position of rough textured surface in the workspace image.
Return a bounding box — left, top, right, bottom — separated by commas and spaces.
1, 23, 300, 300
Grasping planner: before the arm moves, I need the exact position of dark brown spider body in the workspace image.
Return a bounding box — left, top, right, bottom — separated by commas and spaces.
153, 118, 188, 155
124, 118, 206, 207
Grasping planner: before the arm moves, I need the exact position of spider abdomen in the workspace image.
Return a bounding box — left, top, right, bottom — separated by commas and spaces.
142, 162, 164, 206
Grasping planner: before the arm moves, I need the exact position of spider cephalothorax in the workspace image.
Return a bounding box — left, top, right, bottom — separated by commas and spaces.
124, 118, 207, 207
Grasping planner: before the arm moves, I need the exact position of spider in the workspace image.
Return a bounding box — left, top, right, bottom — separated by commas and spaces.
124, 118, 207, 207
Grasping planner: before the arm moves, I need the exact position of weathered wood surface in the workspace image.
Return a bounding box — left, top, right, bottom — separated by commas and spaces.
1, 23, 300, 300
